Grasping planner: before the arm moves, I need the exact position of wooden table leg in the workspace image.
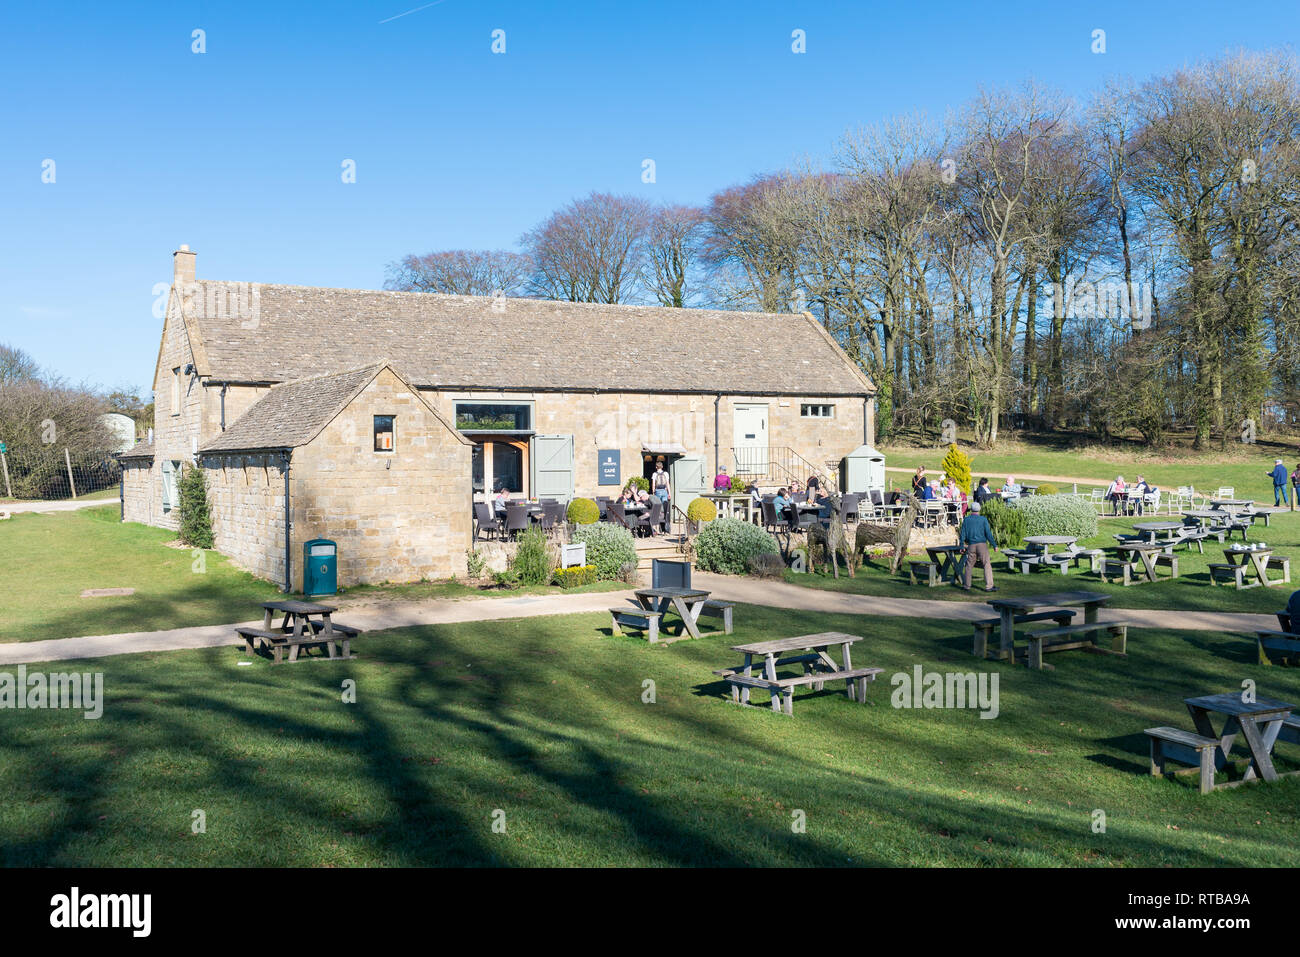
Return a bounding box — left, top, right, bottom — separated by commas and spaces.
1239, 716, 1281, 782
764, 654, 780, 713
740, 653, 752, 705
999, 610, 1015, 662
677, 598, 704, 640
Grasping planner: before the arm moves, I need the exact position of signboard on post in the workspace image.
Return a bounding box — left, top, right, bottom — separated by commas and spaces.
560, 542, 587, 569
598, 449, 621, 486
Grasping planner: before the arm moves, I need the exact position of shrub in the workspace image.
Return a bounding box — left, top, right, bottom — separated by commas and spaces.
1010, 494, 1098, 539
694, 517, 780, 575
509, 526, 555, 585
492, 569, 520, 589
1036, 482, 1060, 495
747, 552, 786, 579
553, 564, 598, 589
686, 497, 717, 523
618, 561, 641, 586
571, 523, 638, 580
179, 465, 215, 549
981, 497, 1026, 549
465, 548, 486, 578
567, 497, 600, 524
626, 476, 650, 493
939, 443, 973, 496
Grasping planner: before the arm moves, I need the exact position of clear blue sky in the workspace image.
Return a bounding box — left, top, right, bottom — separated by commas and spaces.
0, 0, 1293, 396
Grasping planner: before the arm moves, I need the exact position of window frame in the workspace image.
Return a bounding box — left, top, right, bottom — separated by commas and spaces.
373, 414, 396, 452
171, 367, 182, 416
800, 403, 835, 419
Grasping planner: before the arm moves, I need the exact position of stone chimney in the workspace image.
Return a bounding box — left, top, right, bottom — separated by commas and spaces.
173, 244, 196, 285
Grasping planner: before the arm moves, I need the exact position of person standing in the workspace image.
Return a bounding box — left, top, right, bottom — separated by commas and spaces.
1291, 462, 1300, 512
651, 461, 670, 505
957, 500, 998, 592
1269, 459, 1290, 507
713, 466, 731, 491
911, 467, 927, 498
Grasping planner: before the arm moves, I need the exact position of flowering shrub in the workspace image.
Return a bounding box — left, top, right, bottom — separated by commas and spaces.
570, 523, 638, 579
1010, 494, 1097, 538
553, 564, 598, 588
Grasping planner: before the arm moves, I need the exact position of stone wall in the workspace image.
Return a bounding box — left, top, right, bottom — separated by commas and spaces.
121, 459, 157, 526
203, 452, 289, 586
429, 389, 871, 500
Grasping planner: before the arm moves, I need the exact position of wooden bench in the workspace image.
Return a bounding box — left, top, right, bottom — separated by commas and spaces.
972, 610, 1076, 658
722, 667, 884, 715
698, 599, 735, 635
908, 560, 940, 586
1023, 622, 1128, 670
1208, 563, 1246, 589
1100, 558, 1138, 586
610, 607, 663, 643
236, 625, 357, 664
1278, 714, 1300, 746
1256, 630, 1300, 666
1062, 545, 1104, 572
1266, 555, 1291, 584
1145, 726, 1220, 794
1153, 552, 1179, 577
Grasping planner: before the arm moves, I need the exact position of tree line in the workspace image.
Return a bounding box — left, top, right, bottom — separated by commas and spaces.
385, 50, 1300, 449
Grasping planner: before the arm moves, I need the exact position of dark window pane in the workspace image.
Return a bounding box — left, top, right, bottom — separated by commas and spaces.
374, 415, 395, 451
455, 403, 531, 431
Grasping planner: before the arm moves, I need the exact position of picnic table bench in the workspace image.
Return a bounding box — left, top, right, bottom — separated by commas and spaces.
238, 600, 361, 664
1147, 692, 1297, 793
714, 633, 881, 715
984, 591, 1127, 669
1104, 542, 1179, 585
1209, 545, 1290, 590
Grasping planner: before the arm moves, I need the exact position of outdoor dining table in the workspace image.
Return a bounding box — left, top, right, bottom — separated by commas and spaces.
1114, 541, 1178, 582
1210, 499, 1255, 512
1220, 544, 1289, 588
259, 599, 352, 661
986, 591, 1112, 662
925, 543, 965, 582
1132, 521, 1185, 545
1184, 692, 1296, 786
723, 632, 871, 711
633, 586, 712, 640
1021, 535, 1078, 567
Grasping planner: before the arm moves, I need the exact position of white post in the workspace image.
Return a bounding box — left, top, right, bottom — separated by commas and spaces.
64, 447, 77, 498
0, 452, 10, 499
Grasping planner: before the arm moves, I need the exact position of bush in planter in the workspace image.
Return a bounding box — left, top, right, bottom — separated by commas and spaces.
686, 497, 717, 523
1010, 494, 1097, 538
510, 526, 555, 585
981, 497, 1026, 549
567, 497, 600, 524
570, 523, 638, 580
694, 517, 780, 575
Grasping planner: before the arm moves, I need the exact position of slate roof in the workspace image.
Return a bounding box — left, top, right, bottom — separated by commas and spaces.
182, 281, 875, 396
116, 441, 154, 460
199, 363, 388, 453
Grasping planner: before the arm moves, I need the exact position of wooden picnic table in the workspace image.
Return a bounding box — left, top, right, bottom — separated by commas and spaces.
925, 544, 965, 581
249, 599, 358, 663
1114, 541, 1179, 583
1184, 692, 1296, 786
634, 586, 712, 640
718, 632, 880, 714
986, 591, 1112, 663
1132, 521, 1185, 544
1219, 545, 1290, 589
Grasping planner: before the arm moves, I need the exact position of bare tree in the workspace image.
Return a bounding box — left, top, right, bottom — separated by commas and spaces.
384, 249, 531, 297
521, 192, 652, 303
644, 204, 705, 307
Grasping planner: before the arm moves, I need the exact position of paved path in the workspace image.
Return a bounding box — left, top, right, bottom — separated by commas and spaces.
2, 497, 117, 514
0, 574, 1277, 665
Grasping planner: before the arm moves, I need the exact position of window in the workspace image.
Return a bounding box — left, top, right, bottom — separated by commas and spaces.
454, 402, 532, 432
161, 460, 181, 511
374, 415, 395, 451
801, 403, 834, 418
171, 367, 181, 415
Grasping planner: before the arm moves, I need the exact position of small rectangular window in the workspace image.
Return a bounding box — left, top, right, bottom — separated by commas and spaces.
801, 404, 834, 418
172, 367, 182, 415
374, 415, 395, 451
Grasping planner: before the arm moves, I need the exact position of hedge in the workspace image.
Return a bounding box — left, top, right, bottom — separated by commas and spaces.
570, 523, 638, 580
694, 517, 780, 575
1010, 494, 1098, 538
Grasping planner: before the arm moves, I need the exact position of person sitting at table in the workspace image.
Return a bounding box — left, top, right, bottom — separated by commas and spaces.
973, 477, 993, 506
956, 500, 999, 592
946, 478, 966, 512
920, 479, 937, 501
1000, 476, 1021, 499
492, 487, 511, 512
807, 475, 822, 496
1106, 475, 1127, 516
1131, 475, 1152, 516
911, 467, 927, 498
772, 487, 792, 523
713, 466, 731, 491
635, 486, 652, 505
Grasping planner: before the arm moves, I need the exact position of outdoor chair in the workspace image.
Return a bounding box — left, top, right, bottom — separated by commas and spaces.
505, 503, 531, 540
595, 496, 611, 520
636, 498, 664, 537
606, 500, 632, 531
839, 493, 861, 525
1216, 487, 1235, 500
761, 499, 789, 533
540, 501, 566, 532
473, 501, 503, 541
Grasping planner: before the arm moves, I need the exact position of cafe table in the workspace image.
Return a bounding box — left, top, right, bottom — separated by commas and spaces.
1114, 541, 1178, 582
1132, 521, 1186, 546
1184, 692, 1296, 785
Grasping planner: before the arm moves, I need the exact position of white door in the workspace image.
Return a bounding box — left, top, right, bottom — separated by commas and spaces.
532, 434, 575, 501
732, 404, 768, 475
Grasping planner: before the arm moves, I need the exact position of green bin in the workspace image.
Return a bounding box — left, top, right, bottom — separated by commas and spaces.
303, 539, 337, 596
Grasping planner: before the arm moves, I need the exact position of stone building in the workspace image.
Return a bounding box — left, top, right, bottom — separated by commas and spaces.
119, 246, 876, 590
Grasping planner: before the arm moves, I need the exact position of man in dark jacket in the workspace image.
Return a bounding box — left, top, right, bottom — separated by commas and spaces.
1270, 459, 1290, 507
957, 500, 999, 592
973, 477, 993, 505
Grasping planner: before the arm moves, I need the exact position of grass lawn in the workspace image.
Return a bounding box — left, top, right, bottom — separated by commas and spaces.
0, 507, 623, 643
790, 510, 1300, 615
3, 604, 1300, 866
880, 437, 1300, 497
